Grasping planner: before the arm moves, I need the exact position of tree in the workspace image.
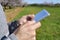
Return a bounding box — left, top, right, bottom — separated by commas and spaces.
0, 0, 23, 9
8, 0, 23, 7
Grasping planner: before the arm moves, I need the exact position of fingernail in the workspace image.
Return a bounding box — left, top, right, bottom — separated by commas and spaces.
26, 16, 32, 21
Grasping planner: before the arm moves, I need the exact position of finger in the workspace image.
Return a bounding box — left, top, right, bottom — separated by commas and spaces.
20, 20, 35, 29
27, 14, 35, 19
20, 14, 35, 21
25, 30, 36, 36
18, 15, 27, 25
27, 31, 36, 40
28, 37, 36, 40
30, 22, 41, 30
18, 14, 35, 25
26, 14, 35, 21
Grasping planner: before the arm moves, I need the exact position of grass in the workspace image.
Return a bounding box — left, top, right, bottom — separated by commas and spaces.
13, 6, 60, 40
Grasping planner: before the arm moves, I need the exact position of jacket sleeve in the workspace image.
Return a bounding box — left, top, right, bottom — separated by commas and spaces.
0, 4, 18, 40
1, 34, 18, 40
8, 34, 18, 40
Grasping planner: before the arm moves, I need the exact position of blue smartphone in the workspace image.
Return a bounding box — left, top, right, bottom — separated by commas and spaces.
34, 9, 50, 22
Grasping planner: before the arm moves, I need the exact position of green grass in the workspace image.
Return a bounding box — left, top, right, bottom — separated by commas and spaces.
14, 6, 60, 40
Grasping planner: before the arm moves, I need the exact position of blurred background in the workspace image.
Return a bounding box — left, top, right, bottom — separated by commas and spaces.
0, 0, 60, 40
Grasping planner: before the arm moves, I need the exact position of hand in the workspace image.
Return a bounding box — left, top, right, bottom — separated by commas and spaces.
14, 15, 41, 40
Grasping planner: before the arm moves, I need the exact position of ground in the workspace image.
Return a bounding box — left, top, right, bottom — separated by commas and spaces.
5, 7, 23, 22
5, 6, 60, 40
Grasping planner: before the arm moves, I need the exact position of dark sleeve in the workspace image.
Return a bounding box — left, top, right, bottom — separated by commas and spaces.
8, 20, 20, 35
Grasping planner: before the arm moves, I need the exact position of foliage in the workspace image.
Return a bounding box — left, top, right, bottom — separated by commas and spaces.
28, 4, 60, 7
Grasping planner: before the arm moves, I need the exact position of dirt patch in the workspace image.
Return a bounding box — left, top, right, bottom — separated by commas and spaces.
5, 7, 23, 22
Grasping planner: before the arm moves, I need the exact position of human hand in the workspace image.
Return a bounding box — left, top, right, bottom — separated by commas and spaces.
15, 15, 41, 40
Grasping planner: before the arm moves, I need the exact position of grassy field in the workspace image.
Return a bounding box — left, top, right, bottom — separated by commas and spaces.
11, 6, 60, 40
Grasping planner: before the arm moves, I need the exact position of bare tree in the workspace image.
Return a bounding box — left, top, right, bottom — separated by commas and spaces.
0, 0, 23, 9
8, 0, 23, 7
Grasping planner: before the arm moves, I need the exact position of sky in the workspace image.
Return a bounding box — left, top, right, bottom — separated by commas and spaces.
24, 0, 60, 4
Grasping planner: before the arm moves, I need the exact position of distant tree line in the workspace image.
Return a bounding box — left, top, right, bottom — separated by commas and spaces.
28, 3, 60, 7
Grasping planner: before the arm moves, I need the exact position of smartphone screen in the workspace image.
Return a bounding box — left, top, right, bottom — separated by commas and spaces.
34, 9, 50, 22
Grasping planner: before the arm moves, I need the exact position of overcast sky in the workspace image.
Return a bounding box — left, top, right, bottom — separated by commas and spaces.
24, 0, 60, 4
